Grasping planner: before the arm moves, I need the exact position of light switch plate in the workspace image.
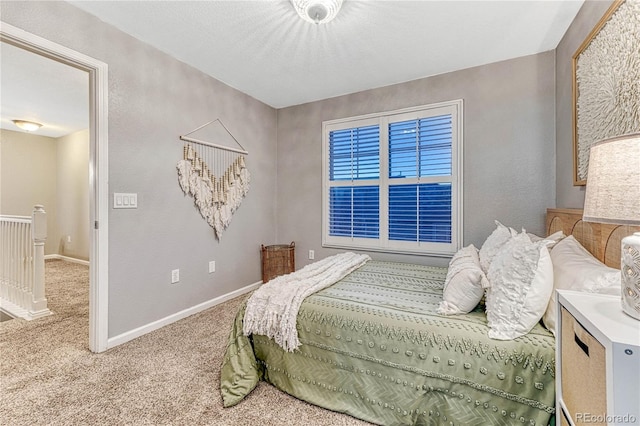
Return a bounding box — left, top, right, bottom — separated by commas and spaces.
114, 193, 138, 209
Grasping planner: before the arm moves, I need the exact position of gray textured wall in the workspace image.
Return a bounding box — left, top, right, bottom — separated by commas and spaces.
276, 52, 557, 268
555, 0, 614, 209
1, 1, 278, 337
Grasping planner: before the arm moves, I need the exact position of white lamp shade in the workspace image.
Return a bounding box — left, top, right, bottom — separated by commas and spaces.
583, 134, 640, 321
583, 134, 640, 226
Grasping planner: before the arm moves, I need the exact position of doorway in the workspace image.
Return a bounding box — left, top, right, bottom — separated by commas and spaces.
1, 22, 109, 352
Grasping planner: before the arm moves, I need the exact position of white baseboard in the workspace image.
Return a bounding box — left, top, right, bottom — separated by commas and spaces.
44, 254, 90, 266
106, 280, 261, 349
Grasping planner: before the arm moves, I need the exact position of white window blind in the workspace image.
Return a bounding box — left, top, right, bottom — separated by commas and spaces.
328, 123, 380, 239
322, 100, 462, 256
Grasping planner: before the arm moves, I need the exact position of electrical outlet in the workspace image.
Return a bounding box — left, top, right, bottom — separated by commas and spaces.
308, 250, 315, 260
171, 269, 180, 284
66, 235, 72, 243
209, 261, 216, 273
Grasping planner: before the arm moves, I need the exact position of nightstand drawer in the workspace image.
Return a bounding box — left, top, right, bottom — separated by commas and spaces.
557, 291, 640, 426
560, 306, 607, 424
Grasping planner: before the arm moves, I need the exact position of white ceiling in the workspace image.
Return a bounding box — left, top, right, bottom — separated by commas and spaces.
0, 41, 89, 138
1, 0, 584, 138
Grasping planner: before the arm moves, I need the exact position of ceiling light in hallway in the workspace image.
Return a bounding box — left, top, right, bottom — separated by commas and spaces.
12, 120, 42, 132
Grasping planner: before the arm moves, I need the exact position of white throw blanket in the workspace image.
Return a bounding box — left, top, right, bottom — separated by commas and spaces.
243, 252, 370, 352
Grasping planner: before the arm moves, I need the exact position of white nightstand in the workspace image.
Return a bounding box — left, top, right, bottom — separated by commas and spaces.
556, 290, 640, 426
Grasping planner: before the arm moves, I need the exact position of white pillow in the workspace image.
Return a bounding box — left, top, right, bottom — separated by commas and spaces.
437, 244, 489, 315
479, 220, 517, 273
528, 230, 566, 250
485, 232, 554, 340
542, 235, 621, 335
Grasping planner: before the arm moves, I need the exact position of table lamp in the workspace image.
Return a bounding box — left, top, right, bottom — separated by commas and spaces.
583, 133, 640, 320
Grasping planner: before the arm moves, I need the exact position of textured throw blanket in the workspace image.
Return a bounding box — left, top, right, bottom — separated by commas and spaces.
243, 252, 370, 352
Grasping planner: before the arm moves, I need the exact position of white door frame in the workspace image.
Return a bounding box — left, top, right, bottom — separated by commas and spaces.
1, 22, 109, 352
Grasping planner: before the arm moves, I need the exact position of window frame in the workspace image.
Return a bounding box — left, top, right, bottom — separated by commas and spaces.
322, 100, 463, 256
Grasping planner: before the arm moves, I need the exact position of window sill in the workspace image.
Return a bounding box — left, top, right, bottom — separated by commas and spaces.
322, 242, 455, 258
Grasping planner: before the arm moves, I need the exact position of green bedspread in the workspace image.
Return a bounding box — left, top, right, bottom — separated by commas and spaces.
221, 261, 555, 425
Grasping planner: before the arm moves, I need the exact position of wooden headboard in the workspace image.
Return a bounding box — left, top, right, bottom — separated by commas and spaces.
546, 208, 640, 268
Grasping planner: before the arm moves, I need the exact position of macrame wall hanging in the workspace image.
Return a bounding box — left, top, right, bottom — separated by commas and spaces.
177, 119, 250, 239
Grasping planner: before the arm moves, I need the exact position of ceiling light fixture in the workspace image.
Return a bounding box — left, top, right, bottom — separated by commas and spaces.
12, 120, 43, 132
290, 0, 343, 24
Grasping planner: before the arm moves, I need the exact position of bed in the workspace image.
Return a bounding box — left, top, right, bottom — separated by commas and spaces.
220, 209, 636, 425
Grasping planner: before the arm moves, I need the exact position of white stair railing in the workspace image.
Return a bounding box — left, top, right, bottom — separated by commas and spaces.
0, 205, 51, 320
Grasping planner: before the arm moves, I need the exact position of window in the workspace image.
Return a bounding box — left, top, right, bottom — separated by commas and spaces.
322, 100, 462, 256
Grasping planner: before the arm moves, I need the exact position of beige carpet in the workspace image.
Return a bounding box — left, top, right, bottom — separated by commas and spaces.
0, 259, 372, 425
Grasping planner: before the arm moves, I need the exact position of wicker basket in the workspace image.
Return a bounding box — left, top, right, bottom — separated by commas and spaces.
261, 242, 295, 283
